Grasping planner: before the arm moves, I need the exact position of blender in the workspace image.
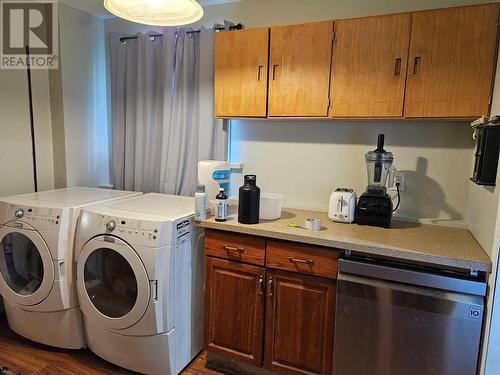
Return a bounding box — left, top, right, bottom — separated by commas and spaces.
356, 134, 396, 228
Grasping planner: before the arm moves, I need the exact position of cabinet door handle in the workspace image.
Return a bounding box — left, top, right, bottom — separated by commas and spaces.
412, 56, 421, 75
223, 244, 245, 253
288, 256, 314, 265
257, 65, 264, 81
258, 275, 264, 298
394, 57, 402, 76
272, 64, 279, 81
267, 275, 273, 298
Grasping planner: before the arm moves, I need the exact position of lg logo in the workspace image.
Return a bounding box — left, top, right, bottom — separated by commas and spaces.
1, 1, 58, 69
469, 306, 482, 319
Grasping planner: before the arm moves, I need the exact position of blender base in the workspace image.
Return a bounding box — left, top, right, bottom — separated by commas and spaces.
356, 193, 393, 228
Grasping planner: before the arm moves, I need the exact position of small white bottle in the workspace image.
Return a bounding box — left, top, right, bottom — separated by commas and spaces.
194, 185, 207, 222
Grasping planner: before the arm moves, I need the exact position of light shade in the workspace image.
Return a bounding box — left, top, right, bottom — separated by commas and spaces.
103, 0, 204, 26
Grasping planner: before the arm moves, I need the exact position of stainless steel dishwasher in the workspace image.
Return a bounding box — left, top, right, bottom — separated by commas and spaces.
333, 257, 487, 375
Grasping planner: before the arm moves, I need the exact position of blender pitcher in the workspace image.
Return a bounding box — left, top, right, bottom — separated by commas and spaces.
365, 134, 396, 195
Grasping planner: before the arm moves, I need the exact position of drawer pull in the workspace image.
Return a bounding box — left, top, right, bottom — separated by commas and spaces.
288, 256, 314, 266
223, 244, 245, 253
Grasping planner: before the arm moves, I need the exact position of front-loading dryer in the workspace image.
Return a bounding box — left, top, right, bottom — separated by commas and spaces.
0, 187, 141, 348
75, 193, 204, 375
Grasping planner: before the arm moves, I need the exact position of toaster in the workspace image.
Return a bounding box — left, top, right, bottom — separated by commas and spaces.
328, 188, 357, 223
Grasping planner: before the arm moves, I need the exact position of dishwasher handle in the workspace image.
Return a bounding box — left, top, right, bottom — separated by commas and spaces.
338, 258, 486, 297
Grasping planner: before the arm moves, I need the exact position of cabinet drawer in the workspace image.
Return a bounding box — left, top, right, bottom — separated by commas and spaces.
205, 229, 266, 266
266, 241, 339, 279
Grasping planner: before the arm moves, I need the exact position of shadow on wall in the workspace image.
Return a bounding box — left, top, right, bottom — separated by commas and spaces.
397, 157, 463, 223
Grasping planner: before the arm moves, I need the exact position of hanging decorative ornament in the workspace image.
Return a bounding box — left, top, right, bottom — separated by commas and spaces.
103, 0, 204, 26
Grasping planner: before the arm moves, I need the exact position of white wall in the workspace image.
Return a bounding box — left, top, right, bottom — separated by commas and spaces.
485, 202, 500, 373
470, 47, 500, 374
0, 68, 55, 197
31, 70, 56, 192
469, 46, 500, 258
230, 121, 473, 225
197, 0, 496, 27
59, 3, 110, 187
0, 70, 35, 197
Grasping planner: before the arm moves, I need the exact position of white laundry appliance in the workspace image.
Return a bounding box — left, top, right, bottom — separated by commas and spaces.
0, 187, 141, 349
75, 193, 204, 375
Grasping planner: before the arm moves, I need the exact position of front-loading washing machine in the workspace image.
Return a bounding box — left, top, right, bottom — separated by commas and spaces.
75, 193, 204, 375
0, 187, 141, 348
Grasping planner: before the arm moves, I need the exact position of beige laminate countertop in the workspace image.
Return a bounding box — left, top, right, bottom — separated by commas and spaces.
198, 208, 492, 273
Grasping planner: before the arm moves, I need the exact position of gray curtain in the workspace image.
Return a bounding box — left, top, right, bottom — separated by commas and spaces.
109, 27, 227, 195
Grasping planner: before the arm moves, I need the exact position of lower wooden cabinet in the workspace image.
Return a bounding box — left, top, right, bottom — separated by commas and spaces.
264, 270, 336, 375
204, 234, 339, 375
204, 257, 265, 366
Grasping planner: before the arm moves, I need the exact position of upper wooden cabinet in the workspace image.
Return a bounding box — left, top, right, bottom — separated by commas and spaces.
213, 4, 500, 120
404, 4, 500, 118
214, 28, 269, 118
268, 21, 333, 117
330, 14, 411, 117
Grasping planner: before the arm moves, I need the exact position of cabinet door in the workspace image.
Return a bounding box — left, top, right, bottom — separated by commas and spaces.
204, 257, 265, 366
264, 270, 336, 375
214, 28, 269, 118
268, 21, 333, 117
330, 14, 411, 117
405, 4, 500, 118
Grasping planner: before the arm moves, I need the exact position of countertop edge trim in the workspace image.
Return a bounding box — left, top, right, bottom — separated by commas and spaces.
198, 221, 492, 273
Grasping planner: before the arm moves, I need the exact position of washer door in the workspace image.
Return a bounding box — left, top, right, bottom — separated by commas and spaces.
0, 224, 55, 306
77, 236, 150, 330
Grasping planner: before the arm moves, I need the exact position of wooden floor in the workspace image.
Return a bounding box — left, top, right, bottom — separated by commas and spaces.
0, 317, 222, 375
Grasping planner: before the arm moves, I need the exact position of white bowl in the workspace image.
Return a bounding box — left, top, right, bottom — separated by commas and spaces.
260, 193, 284, 220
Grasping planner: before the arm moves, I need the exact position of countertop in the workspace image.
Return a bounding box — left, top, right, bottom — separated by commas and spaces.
198, 208, 492, 273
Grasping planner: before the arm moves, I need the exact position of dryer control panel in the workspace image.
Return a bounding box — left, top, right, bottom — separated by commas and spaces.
77, 210, 192, 248
102, 216, 163, 248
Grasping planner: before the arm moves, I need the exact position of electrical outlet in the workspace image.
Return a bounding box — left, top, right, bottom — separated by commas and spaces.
390, 171, 405, 192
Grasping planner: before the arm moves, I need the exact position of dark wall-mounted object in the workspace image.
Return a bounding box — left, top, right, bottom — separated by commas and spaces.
471, 125, 500, 186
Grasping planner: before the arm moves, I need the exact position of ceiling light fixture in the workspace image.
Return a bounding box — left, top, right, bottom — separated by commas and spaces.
103, 0, 204, 26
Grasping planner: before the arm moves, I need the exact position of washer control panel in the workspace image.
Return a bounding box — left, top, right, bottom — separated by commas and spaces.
9, 205, 61, 227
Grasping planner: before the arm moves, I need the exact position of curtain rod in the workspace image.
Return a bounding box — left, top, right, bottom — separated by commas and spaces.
119, 23, 243, 43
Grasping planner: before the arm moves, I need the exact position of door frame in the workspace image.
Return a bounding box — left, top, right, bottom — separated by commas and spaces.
0, 223, 54, 306
77, 236, 150, 330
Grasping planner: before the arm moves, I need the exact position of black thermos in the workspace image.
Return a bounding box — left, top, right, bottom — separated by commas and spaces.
238, 175, 260, 224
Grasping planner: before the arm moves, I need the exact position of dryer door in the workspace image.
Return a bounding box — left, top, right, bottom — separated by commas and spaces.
0, 223, 55, 306
77, 235, 150, 330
